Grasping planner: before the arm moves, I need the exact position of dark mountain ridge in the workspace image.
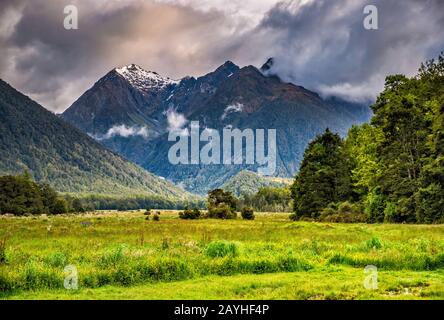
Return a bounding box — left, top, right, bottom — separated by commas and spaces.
62, 61, 372, 194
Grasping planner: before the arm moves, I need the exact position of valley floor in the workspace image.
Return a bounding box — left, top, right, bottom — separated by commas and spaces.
1, 211, 443, 300
5, 268, 444, 300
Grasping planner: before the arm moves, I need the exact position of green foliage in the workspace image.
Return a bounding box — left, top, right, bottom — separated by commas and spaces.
0, 79, 193, 199
416, 182, 444, 224
0, 238, 6, 264
291, 129, 354, 220
70, 194, 204, 212
1, 213, 443, 298
364, 190, 386, 223
319, 202, 366, 223
72, 198, 87, 213
207, 203, 237, 219
207, 189, 237, 219
365, 237, 383, 250
0, 174, 68, 215
179, 208, 201, 220
221, 170, 290, 197
292, 54, 444, 224
240, 186, 292, 212
345, 124, 384, 196
205, 241, 239, 258
383, 202, 397, 223
241, 207, 255, 220
369, 54, 444, 223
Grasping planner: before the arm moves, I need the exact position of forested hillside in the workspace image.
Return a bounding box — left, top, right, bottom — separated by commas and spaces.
221, 170, 291, 196
0, 79, 192, 199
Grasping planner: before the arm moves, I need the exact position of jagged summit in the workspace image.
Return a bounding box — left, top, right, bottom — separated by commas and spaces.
213, 60, 240, 75
115, 64, 180, 92
260, 57, 275, 73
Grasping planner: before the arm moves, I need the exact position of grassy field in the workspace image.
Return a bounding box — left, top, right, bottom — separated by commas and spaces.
0, 211, 443, 300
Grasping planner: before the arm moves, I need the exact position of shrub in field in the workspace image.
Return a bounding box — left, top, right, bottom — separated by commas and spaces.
207, 203, 237, 219
98, 245, 128, 267
207, 189, 237, 219
153, 213, 160, 221
205, 241, 239, 258
45, 252, 67, 268
241, 207, 255, 220
319, 202, 366, 223
179, 208, 201, 220
162, 237, 170, 250
366, 237, 383, 250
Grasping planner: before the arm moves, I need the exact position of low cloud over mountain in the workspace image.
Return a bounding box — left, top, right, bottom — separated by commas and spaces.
0, 0, 443, 111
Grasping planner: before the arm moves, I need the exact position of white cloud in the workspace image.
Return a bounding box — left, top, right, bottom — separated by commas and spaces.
221, 102, 244, 120
165, 108, 188, 132
92, 124, 149, 140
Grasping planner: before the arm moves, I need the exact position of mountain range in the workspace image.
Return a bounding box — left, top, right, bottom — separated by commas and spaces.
62, 60, 372, 194
0, 79, 192, 199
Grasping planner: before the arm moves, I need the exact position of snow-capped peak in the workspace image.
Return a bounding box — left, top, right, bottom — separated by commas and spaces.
115, 64, 180, 92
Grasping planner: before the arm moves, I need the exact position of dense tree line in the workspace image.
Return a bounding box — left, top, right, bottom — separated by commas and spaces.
238, 186, 292, 212
79, 195, 204, 211
0, 173, 204, 215
0, 173, 68, 215
291, 55, 444, 224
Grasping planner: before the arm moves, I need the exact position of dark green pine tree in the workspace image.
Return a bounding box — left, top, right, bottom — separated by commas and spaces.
369, 54, 444, 223
415, 55, 444, 223
291, 129, 353, 220
370, 74, 431, 222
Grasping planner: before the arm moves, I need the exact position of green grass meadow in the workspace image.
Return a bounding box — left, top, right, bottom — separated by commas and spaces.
0, 211, 443, 300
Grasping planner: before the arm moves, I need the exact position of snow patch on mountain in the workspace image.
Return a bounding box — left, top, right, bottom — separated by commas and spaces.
115, 64, 180, 92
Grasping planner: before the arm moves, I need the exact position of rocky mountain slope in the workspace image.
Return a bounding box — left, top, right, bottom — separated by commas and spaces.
62, 60, 372, 194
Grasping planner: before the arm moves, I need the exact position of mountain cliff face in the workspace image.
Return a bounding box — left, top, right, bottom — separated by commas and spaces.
0, 79, 192, 199
62, 61, 372, 194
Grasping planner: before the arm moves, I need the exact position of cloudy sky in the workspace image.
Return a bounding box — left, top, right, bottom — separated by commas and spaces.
0, 0, 443, 112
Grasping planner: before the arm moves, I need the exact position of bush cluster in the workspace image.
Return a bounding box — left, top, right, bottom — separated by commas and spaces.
179, 208, 201, 220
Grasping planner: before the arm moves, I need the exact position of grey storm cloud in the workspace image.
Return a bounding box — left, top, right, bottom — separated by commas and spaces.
0, 0, 443, 111
256, 0, 444, 101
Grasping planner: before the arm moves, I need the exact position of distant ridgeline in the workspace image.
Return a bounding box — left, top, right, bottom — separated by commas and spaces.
290, 55, 444, 224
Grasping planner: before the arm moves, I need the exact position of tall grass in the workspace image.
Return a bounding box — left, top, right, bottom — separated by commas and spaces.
0, 211, 443, 294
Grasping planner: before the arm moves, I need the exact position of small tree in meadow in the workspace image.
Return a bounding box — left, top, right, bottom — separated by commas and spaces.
241, 207, 255, 220
207, 189, 237, 219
